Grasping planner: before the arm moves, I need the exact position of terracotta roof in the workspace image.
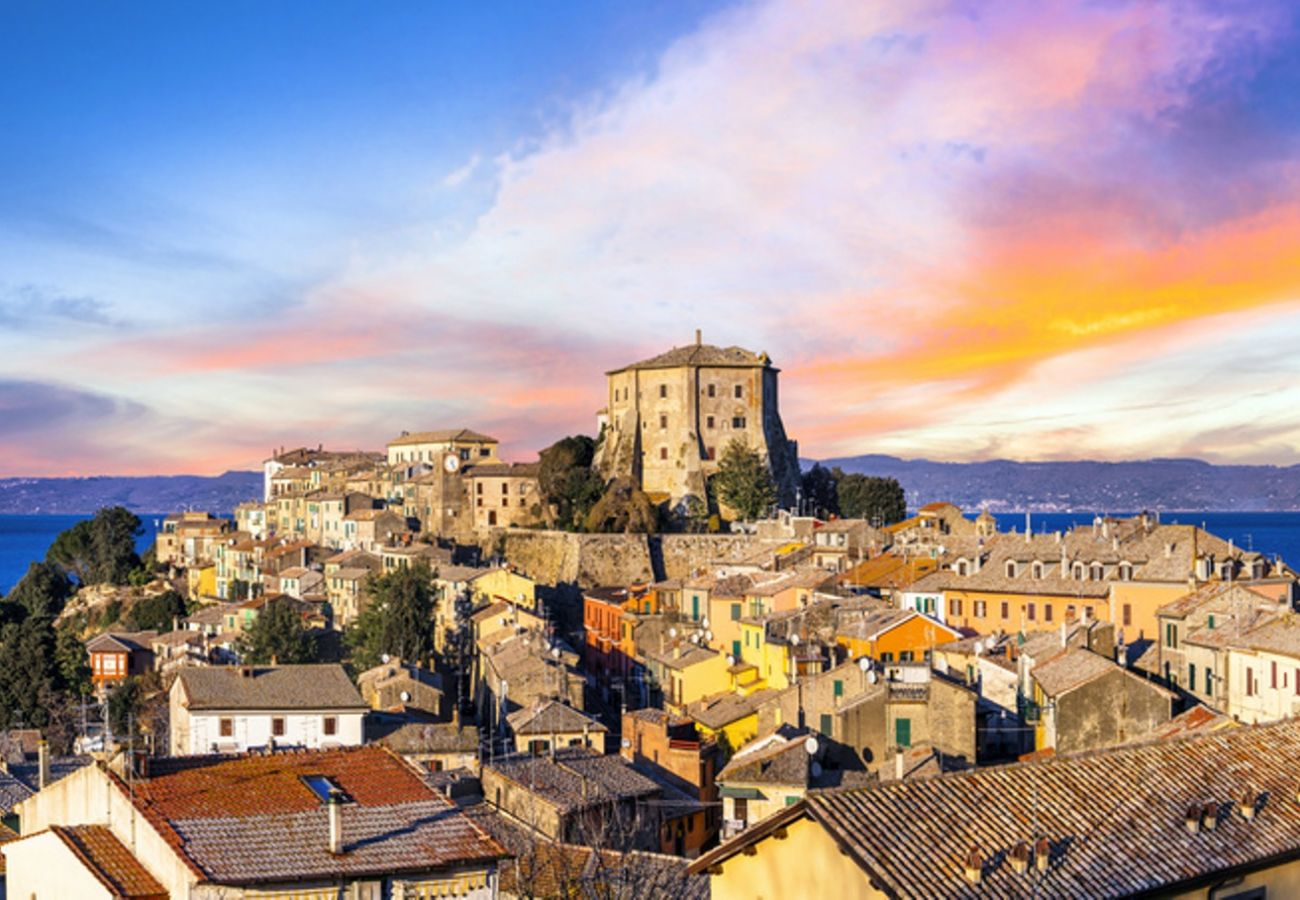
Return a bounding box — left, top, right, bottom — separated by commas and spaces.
387, 429, 497, 447
717, 729, 810, 786
1127, 705, 1236, 745
684, 689, 779, 730
176, 665, 367, 711
695, 717, 1300, 897
86, 631, 158, 654
117, 745, 505, 885
608, 342, 771, 374
49, 825, 167, 898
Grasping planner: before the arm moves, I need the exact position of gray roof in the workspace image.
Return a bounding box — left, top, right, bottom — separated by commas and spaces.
609, 342, 771, 374
0, 757, 91, 813
508, 700, 607, 737
176, 665, 367, 711
486, 749, 661, 813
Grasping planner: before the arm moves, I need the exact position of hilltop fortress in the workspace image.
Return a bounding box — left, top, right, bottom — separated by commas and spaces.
594, 331, 800, 510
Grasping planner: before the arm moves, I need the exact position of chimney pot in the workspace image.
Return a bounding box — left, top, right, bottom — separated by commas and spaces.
1034, 837, 1051, 873
1009, 841, 1031, 875
1240, 791, 1257, 820
1202, 802, 1218, 830
1185, 805, 1202, 833
37, 739, 50, 790
328, 789, 344, 854
963, 847, 983, 884
695, 328, 702, 346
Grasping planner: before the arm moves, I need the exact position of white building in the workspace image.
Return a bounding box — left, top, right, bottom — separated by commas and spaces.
169, 664, 368, 756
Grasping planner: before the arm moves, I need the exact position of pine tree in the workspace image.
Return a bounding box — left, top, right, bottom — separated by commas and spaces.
236, 597, 316, 664
346, 564, 437, 670
713, 440, 777, 521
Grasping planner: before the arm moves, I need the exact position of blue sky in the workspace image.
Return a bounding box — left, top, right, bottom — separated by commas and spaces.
5, 0, 1300, 476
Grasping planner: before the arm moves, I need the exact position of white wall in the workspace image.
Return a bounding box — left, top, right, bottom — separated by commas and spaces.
175, 708, 365, 755
3, 830, 117, 900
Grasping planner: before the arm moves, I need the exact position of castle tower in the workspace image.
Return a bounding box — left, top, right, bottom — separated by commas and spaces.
594, 332, 800, 509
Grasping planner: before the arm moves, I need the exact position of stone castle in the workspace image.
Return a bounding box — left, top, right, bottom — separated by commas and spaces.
594, 331, 800, 509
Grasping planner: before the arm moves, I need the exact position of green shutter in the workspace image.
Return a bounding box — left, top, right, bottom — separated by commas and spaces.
895, 718, 911, 748
732, 640, 740, 658
730, 603, 741, 621
819, 714, 832, 735
833, 680, 843, 697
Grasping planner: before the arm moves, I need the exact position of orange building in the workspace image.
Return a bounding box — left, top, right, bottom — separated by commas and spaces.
583, 584, 662, 679
834, 608, 961, 663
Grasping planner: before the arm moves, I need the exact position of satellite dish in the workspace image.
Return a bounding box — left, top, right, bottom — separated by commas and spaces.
811, 761, 823, 779
399, 690, 411, 702
727, 655, 736, 666
701, 617, 710, 629
804, 735, 819, 755
690, 633, 700, 644
551, 647, 561, 658
858, 657, 871, 673
621, 738, 631, 749
381, 653, 390, 664
669, 628, 678, 639
705, 630, 713, 642
868, 670, 879, 684
790, 634, 800, 646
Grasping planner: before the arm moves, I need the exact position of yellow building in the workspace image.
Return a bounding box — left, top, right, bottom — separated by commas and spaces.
467, 567, 538, 611
385, 428, 499, 467
692, 717, 1300, 900
185, 562, 216, 600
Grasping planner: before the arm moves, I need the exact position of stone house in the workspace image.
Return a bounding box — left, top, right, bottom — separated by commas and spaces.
1029, 647, 1175, 753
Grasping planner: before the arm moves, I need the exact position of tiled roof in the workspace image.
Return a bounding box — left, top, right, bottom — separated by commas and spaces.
387, 429, 497, 447
684, 689, 779, 730
1239, 615, 1300, 657
507, 699, 607, 737
119, 745, 505, 884
717, 729, 809, 786
86, 631, 158, 654
51, 825, 167, 898
176, 665, 367, 711
609, 342, 771, 373
368, 718, 480, 755
0, 757, 92, 813
1029, 647, 1123, 697
485, 749, 661, 813
1126, 705, 1235, 745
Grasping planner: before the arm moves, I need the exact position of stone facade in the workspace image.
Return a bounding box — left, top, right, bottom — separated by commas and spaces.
595, 335, 799, 509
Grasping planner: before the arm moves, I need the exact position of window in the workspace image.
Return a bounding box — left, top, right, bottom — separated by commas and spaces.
659, 384, 667, 398
1005, 561, 1016, 578
476, 483, 483, 495
706, 446, 715, 460
1165, 623, 1177, 649
974, 601, 986, 618
706, 415, 715, 429
220, 718, 233, 738
732, 416, 746, 429
1207, 614, 1216, 629
323, 716, 337, 736
1123, 604, 1132, 627
660, 447, 668, 460
1272, 661, 1278, 690
302, 775, 342, 802
899, 651, 913, 662
659, 414, 668, 429
502, 483, 509, 495
1247, 667, 1255, 697
1000, 601, 1009, 620
880, 652, 894, 663
272, 717, 285, 737
957, 561, 969, 576
950, 598, 962, 616
1032, 562, 1044, 579
734, 384, 743, 398
1119, 563, 1133, 581
731, 603, 741, 621
1044, 604, 1053, 622
833, 679, 843, 698
1188, 663, 1196, 689
1295, 668, 1300, 696
895, 717, 912, 748
734, 797, 749, 823
1207, 667, 1214, 695
1027, 603, 1036, 621
707, 384, 716, 398
1090, 563, 1104, 581
820, 714, 832, 735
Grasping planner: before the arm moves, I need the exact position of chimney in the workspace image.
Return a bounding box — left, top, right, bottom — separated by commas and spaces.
1010, 841, 1031, 875
328, 789, 344, 854
963, 847, 983, 884
582, 722, 591, 748
1185, 805, 1202, 833
1240, 791, 1257, 821
894, 749, 904, 780
1202, 803, 1218, 831
695, 328, 702, 346
37, 739, 50, 790
1034, 838, 1051, 873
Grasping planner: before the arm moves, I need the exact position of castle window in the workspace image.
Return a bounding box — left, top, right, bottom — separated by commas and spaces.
1032, 562, 1043, 579
660, 447, 668, 460
732, 416, 746, 429
708, 384, 716, 398
502, 483, 509, 495
659, 385, 667, 398
734, 385, 743, 398
706, 416, 714, 429
706, 447, 715, 460
1005, 561, 1016, 578
660, 414, 668, 429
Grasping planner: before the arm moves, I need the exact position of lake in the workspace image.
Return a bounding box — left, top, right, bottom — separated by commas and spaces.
3, 511, 1300, 597
0, 513, 164, 595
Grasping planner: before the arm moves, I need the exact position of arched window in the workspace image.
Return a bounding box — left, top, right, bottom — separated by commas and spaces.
1032, 562, 1044, 579
957, 560, 969, 576
1090, 563, 1104, 581
1118, 562, 1132, 581
1005, 561, 1017, 578
1072, 562, 1085, 580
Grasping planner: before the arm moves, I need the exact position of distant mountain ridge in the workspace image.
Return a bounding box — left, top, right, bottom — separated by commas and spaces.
812, 455, 1300, 512
0, 471, 261, 515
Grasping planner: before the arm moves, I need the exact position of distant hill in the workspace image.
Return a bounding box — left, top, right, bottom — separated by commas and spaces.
0, 471, 262, 515
811, 455, 1300, 512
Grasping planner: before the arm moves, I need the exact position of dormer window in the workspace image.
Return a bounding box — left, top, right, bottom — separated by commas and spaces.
1090, 563, 1104, 581
1118, 563, 1133, 581
1005, 561, 1017, 578
1031, 562, 1044, 579
957, 560, 969, 576
1072, 562, 1085, 580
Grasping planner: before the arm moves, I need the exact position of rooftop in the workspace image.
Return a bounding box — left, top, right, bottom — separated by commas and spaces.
175, 665, 367, 712
387, 428, 498, 447
486, 749, 661, 814
49, 825, 167, 899
608, 341, 772, 374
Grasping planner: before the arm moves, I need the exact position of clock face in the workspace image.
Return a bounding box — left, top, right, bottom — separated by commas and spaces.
443, 453, 460, 473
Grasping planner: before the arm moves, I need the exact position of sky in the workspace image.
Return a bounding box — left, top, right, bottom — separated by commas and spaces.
4, 0, 1300, 476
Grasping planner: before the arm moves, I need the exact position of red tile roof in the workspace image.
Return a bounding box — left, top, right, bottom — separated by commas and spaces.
51, 825, 167, 899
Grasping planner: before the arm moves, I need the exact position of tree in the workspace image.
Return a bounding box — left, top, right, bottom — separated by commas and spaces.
800, 464, 840, 517
347, 563, 437, 671
835, 471, 906, 525
123, 590, 187, 632
539, 435, 607, 530
87, 506, 143, 584
45, 507, 143, 586
0, 617, 61, 730
107, 678, 143, 739
54, 625, 92, 698
713, 440, 777, 521
584, 478, 658, 534
5, 561, 74, 621
236, 597, 316, 665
